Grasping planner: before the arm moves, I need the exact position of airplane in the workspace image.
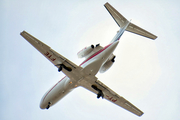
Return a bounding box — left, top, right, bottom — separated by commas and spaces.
20, 2, 157, 117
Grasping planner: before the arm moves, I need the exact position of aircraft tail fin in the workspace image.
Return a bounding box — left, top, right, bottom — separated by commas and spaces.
104, 2, 157, 40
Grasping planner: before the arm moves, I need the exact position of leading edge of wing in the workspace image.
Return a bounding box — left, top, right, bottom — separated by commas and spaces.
20, 31, 82, 73
79, 78, 144, 116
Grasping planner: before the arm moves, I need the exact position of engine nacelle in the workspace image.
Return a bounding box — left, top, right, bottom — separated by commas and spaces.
99, 55, 115, 73
77, 45, 94, 58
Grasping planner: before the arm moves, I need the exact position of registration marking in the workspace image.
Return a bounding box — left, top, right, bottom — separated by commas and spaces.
106, 95, 117, 102
44, 51, 56, 61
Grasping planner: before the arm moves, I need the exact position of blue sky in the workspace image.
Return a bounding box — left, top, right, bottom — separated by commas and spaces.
1, 0, 180, 120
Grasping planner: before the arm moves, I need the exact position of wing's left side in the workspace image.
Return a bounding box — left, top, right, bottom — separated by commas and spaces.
20, 31, 82, 79
79, 78, 144, 116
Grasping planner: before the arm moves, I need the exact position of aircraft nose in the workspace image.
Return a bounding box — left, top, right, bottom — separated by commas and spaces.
40, 101, 46, 109
39, 96, 47, 109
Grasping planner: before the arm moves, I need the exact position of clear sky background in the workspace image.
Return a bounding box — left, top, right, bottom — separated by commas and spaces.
1, 0, 180, 120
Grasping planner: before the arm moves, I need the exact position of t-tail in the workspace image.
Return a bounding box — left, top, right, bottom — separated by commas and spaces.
104, 2, 157, 43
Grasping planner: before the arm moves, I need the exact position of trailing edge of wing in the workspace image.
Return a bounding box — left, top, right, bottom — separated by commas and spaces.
20, 31, 82, 73
104, 2, 157, 40
79, 78, 144, 116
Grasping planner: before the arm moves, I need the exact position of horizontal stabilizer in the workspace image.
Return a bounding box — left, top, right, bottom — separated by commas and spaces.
104, 2, 157, 40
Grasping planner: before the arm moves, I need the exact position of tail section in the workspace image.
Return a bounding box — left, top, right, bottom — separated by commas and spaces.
110, 20, 131, 43
104, 2, 157, 41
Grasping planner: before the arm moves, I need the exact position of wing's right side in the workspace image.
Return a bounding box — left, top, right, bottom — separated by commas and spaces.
79, 78, 144, 116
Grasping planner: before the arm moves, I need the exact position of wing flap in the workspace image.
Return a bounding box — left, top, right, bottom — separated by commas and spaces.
80, 79, 144, 116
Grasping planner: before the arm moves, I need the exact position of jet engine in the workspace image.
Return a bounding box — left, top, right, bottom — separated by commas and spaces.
77, 45, 94, 58
99, 54, 116, 73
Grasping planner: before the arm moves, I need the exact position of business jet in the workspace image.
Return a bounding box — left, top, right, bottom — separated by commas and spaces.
20, 2, 157, 117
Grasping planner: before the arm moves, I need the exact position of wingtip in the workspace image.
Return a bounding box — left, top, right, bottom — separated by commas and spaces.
155, 36, 158, 40
152, 36, 158, 40
104, 2, 109, 6
20, 30, 26, 36
139, 112, 144, 117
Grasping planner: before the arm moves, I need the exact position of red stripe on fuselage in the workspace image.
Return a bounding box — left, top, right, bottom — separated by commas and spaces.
42, 76, 66, 102
42, 43, 113, 102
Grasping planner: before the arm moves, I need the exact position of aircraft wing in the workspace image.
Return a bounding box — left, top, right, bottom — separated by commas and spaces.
104, 2, 157, 40
79, 78, 144, 116
20, 31, 82, 78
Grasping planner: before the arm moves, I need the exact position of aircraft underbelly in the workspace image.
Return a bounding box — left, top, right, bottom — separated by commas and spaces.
52, 85, 73, 106
83, 58, 103, 76
50, 59, 105, 105
40, 77, 75, 108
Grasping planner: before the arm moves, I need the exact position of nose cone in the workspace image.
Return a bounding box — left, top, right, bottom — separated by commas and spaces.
40, 100, 46, 109
40, 103, 46, 109
39, 95, 47, 109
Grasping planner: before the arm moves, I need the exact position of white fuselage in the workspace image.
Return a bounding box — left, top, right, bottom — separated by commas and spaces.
40, 41, 119, 109
20, 3, 156, 116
